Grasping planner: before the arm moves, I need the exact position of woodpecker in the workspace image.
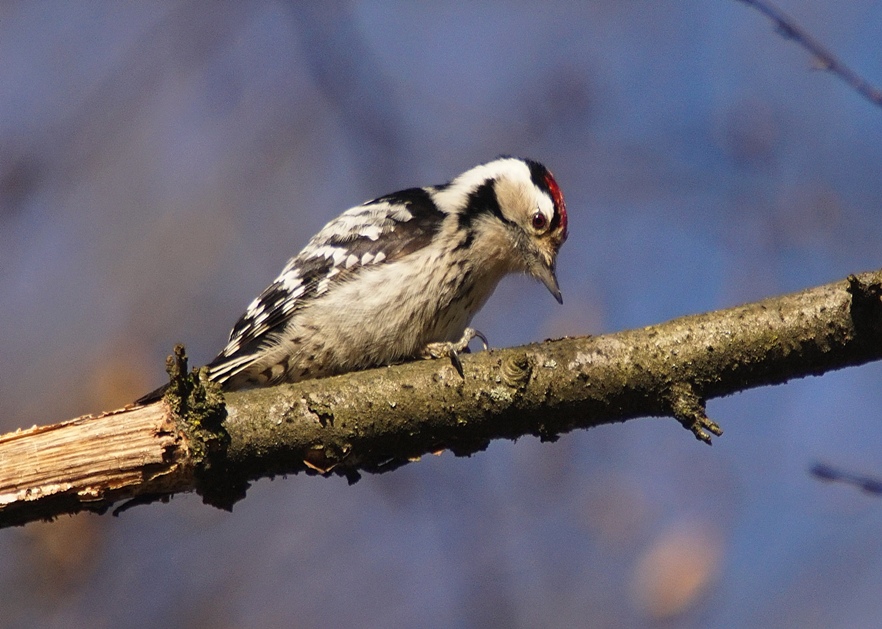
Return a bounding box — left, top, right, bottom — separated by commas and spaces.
137, 157, 567, 403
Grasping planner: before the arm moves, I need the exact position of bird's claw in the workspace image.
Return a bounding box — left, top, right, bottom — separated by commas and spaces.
422, 328, 489, 377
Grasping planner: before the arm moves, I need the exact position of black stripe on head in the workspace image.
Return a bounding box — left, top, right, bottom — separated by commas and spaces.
457, 179, 513, 232
524, 159, 549, 189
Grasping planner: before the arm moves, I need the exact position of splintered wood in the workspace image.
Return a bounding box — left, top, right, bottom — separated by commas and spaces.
0, 403, 193, 523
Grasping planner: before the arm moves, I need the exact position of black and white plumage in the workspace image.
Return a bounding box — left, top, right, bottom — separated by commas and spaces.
138, 157, 567, 402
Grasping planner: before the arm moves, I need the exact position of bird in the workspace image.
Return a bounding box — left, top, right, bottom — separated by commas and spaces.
137, 156, 567, 404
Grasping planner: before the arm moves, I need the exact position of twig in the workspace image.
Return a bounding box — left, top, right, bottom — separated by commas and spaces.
811, 462, 882, 495
736, 0, 882, 108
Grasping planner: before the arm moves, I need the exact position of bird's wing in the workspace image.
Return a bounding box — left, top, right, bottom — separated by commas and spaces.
206, 187, 446, 380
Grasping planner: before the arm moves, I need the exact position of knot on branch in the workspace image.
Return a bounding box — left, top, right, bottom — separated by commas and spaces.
501, 353, 532, 389
667, 382, 723, 445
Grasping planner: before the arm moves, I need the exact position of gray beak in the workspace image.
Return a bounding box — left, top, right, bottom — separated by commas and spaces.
534, 263, 563, 304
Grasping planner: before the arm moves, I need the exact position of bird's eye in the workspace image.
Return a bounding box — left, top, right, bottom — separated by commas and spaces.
531, 211, 548, 231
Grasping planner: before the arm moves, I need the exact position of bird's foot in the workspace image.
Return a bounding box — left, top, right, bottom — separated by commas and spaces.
421, 328, 489, 377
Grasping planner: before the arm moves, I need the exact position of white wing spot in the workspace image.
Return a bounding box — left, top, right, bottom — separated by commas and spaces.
280, 273, 303, 292
308, 245, 335, 260
359, 225, 382, 241
390, 207, 413, 222
288, 284, 306, 299
361, 252, 375, 265
373, 251, 386, 264
345, 254, 359, 268
331, 248, 347, 266
245, 297, 263, 314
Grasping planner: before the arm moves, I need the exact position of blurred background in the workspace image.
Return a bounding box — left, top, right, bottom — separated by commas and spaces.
2, 1, 882, 627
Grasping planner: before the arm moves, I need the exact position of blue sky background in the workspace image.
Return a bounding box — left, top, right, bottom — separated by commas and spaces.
2, 2, 882, 627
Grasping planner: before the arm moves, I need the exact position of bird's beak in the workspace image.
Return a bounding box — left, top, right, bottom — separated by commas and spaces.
534, 261, 563, 304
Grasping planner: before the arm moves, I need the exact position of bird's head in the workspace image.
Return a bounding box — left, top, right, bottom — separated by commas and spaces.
450, 157, 568, 303
496, 158, 567, 303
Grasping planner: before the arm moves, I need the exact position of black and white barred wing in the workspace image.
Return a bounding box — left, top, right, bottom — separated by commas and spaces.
206, 187, 446, 384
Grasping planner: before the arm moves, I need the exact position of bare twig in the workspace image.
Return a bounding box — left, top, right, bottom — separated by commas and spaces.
811, 462, 882, 495
736, 0, 882, 108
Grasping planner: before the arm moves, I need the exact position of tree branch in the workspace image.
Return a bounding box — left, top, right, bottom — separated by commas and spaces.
736, 0, 882, 108
3, 270, 882, 528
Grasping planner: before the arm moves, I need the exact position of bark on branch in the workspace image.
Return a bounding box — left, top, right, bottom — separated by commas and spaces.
2, 270, 882, 528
